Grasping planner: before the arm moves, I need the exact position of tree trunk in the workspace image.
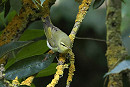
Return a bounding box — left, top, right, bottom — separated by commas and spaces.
106, 0, 127, 87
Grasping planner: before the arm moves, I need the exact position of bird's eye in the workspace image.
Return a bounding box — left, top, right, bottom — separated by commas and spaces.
60, 42, 66, 47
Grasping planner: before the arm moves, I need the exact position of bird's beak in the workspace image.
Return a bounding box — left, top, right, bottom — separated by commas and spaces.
67, 46, 71, 50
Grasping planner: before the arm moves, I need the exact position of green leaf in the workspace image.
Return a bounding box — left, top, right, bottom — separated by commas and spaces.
16, 40, 48, 58
10, 0, 22, 14
40, 0, 45, 6
5, 54, 56, 80
0, 41, 33, 58
19, 29, 45, 41
93, 0, 105, 9
5, 40, 49, 69
4, 0, 10, 17
0, 11, 6, 27
6, 10, 16, 22
104, 59, 130, 77
36, 63, 57, 77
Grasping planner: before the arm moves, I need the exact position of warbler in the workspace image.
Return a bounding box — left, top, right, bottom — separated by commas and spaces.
42, 17, 72, 53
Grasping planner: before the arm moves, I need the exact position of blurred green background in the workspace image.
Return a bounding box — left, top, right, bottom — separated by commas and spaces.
0, 0, 130, 87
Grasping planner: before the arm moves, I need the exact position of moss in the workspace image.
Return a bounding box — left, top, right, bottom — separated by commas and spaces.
70, 0, 92, 43
106, 45, 127, 69
0, 0, 56, 63
66, 50, 75, 87
0, 0, 56, 47
106, 0, 127, 87
47, 64, 68, 87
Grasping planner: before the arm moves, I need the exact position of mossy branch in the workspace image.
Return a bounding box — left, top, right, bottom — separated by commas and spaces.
66, 50, 75, 87
67, 0, 92, 86
106, 0, 127, 87
0, 0, 56, 86
0, 0, 56, 64
0, 0, 40, 46
0, 0, 55, 47
69, 0, 92, 43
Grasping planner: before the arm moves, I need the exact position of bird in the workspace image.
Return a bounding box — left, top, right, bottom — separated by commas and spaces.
42, 16, 72, 53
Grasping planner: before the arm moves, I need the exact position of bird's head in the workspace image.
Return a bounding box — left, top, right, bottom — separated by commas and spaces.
58, 37, 72, 53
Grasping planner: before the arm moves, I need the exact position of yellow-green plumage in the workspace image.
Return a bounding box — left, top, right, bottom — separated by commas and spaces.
42, 17, 72, 53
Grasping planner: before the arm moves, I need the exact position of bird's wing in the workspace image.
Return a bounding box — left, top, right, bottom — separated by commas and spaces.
43, 19, 61, 49
44, 27, 55, 47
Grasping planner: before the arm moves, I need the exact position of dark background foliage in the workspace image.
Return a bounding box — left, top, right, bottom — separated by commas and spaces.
0, 0, 130, 87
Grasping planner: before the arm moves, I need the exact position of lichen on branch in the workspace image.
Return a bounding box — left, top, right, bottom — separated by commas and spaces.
0, 0, 40, 46
0, 0, 56, 47
106, 0, 127, 87
66, 50, 75, 87
0, 0, 56, 64
69, 0, 92, 43
66, 0, 92, 86
48, 0, 92, 87
0, 0, 57, 86
47, 63, 68, 87
0, 0, 92, 86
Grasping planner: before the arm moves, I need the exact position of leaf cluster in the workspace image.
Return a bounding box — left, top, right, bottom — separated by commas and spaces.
0, 0, 22, 18
0, 29, 57, 86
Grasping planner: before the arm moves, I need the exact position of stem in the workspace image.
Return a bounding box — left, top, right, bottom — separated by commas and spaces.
69, 0, 92, 43
75, 37, 106, 42
106, 0, 127, 87
67, 0, 92, 86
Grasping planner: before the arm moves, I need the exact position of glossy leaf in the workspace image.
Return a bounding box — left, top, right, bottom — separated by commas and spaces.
104, 59, 130, 77
5, 53, 56, 80
6, 10, 16, 22
10, 0, 22, 14
4, 0, 10, 17
0, 41, 33, 58
19, 29, 45, 41
93, 0, 105, 9
16, 40, 48, 59
5, 40, 49, 69
36, 63, 57, 77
